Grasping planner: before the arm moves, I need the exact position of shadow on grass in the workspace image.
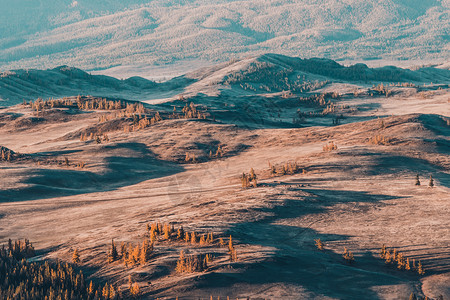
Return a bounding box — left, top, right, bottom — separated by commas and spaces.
0, 142, 184, 202
157, 188, 409, 299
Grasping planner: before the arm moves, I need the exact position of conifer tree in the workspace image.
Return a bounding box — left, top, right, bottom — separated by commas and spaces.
102, 283, 110, 299
140, 239, 153, 264
343, 247, 354, 263
176, 250, 186, 273
315, 239, 324, 250
405, 258, 411, 271
177, 226, 185, 240
380, 244, 387, 259
88, 281, 95, 296
417, 261, 425, 275
130, 283, 140, 297
72, 248, 80, 264
163, 224, 171, 240
108, 240, 119, 262
270, 165, 276, 176
191, 232, 197, 244
150, 229, 157, 243
206, 232, 214, 244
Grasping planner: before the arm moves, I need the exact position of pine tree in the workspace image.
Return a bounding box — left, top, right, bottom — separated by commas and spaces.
428, 175, 434, 187
199, 235, 206, 245
72, 249, 80, 264
108, 240, 119, 262
130, 283, 140, 297
177, 227, 184, 240
140, 240, 153, 264
415, 174, 420, 186
163, 224, 170, 240
176, 251, 186, 273
88, 281, 95, 296
343, 247, 354, 263
150, 229, 157, 243
405, 257, 411, 271
228, 235, 234, 251
102, 283, 110, 299
380, 244, 387, 259
315, 239, 324, 250
417, 261, 425, 275
191, 232, 197, 244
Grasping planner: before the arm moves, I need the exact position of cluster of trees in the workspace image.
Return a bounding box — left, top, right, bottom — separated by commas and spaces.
368, 135, 391, 145
127, 276, 140, 297
77, 98, 124, 111
107, 222, 238, 281
147, 222, 237, 264
0, 239, 119, 300
299, 93, 330, 108
0, 146, 13, 162
380, 245, 425, 275
60, 157, 86, 169
210, 145, 224, 159
184, 152, 197, 163
2, 239, 35, 260
27, 98, 75, 111
223, 61, 329, 93
179, 102, 208, 120
26, 96, 128, 112
175, 251, 211, 273
241, 168, 258, 188
409, 292, 443, 300
123, 112, 162, 133
108, 239, 154, 268
228, 236, 237, 262
146, 223, 219, 248
415, 174, 434, 187
331, 115, 344, 125
342, 247, 355, 263
269, 161, 301, 177
370, 83, 392, 97
80, 132, 109, 143
323, 141, 338, 152
322, 103, 338, 115
184, 145, 225, 164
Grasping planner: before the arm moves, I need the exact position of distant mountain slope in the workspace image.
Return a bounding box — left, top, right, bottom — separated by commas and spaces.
0, 66, 192, 106
0, 0, 448, 71
1, 54, 449, 106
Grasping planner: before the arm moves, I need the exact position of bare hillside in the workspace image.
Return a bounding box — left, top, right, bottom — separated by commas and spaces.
0, 77, 449, 298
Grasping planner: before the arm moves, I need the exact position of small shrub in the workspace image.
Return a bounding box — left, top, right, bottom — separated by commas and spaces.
343, 247, 354, 263
323, 141, 338, 152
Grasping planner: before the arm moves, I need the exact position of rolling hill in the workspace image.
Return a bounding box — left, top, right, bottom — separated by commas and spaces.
1, 54, 450, 107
